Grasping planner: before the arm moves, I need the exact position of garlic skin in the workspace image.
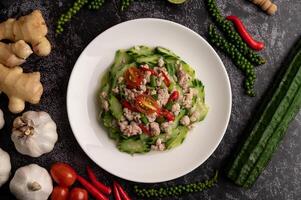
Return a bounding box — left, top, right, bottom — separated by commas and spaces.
0, 108, 4, 129
11, 111, 58, 157
0, 148, 11, 187
10, 164, 53, 200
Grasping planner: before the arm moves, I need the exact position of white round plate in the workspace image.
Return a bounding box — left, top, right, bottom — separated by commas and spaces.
67, 18, 231, 183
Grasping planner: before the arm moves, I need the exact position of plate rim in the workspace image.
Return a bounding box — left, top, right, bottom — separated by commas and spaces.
67, 18, 232, 183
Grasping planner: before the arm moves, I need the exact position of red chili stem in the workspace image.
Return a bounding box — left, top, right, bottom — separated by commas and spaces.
226, 15, 265, 51
114, 181, 131, 200
86, 166, 112, 195
113, 182, 122, 200
77, 175, 108, 200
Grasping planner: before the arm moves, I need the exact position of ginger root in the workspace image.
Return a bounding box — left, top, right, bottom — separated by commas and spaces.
0, 10, 51, 56
0, 64, 43, 113
0, 40, 33, 67
250, 0, 277, 15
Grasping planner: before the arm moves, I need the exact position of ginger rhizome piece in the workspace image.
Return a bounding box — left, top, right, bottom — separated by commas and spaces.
250, 0, 277, 15
0, 40, 33, 67
0, 10, 51, 56
0, 64, 43, 113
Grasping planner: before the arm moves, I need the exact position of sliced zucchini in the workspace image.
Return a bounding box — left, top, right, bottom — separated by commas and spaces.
127, 45, 154, 56
111, 63, 135, 90
135, 54, 161, 65
108, 95, 123, 120
118, 138, 150, 154
156, 47, 180, 58
166, 126, 189, 149
190, 100, 208, 122
110, 50, 131, 77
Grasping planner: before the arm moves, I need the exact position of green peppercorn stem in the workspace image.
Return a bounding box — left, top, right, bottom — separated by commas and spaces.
134, 171, 218, 198
206, 0, 266, 66
208, 25, 256, 97
121, 0, 134, 11
56, 0, 89, 34
88, 0, 105, 10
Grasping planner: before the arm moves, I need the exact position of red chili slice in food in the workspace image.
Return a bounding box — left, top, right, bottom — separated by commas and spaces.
140, 66, 158, 76
135, 95, 159, 114
159, 109, 175, 122
168, 91, 179, 102
122, 100, 138, 112
124, 67, 144, 88
138, 124, 150, 135
160, 71, 171, 87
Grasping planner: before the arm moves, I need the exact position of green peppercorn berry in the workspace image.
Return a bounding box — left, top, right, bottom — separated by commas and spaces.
206, 0, 266, 66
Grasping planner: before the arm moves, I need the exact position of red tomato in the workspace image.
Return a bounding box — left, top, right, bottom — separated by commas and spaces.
69, 188, 88, 200
124, 67, 144, 88
50, 163, 77, 187
51, 186, 69, 200
135, 95, 159, 114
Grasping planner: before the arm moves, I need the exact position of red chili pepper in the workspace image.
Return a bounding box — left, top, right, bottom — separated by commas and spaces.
160, 71, 171, 87
114, 181, 131, 200
226, 16, 264, 51
159, 109, 175, 122
168, 91, 179, 102
122, 100, 138, 112
77, 175, 108, 200
140, 66, 158, 76
113, 182, 122, 200
86, 166, 111, 195
138, 124, 150, 135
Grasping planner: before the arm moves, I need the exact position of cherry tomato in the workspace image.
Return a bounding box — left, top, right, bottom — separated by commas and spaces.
124, 67, 144, 88
135, 95, 159, 114
168, 91, 179, 102
50, 163, 77, 187
69, 188, 88, 200
51, 186, 69, 200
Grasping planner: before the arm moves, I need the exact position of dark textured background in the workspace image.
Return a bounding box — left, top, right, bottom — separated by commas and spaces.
0, 0, 301, 199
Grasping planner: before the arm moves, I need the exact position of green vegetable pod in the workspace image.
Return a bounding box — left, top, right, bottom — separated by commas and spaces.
208, 25, 256, 96
227, 37, 301, 187
206, 0, 266, 66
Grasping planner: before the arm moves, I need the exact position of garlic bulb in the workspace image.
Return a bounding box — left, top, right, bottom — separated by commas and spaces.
11, 111, 58, 157
0, 148, 11, 187
0, 108, 4, 129
10, 164, 53, 200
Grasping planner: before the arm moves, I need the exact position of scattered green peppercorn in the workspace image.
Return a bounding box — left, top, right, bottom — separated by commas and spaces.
206, 0, 266, 66
56, 0, 89, 34
88, 0, 105, 10
121, 0, 134, 11
133, 171, 218, 198
208, 25, 256, 97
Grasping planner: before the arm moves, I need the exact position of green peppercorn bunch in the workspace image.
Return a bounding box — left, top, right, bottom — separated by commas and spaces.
134, 171, 218, 198
206, 0, 266, 66
121, 0, 134, 11
209, 25, 256, 96
56, 0, 89, 34
88, 0, 105, 10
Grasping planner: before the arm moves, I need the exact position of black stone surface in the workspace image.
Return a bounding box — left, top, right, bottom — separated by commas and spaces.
0, 0, 301, 199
